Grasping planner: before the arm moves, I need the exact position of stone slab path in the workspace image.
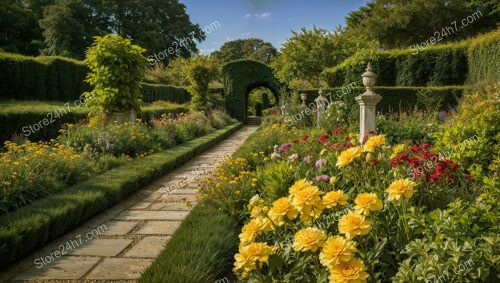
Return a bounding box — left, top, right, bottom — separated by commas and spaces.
0, 126, 258, 282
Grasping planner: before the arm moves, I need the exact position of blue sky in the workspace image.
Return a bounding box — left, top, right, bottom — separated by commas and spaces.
180, 0, 370, 54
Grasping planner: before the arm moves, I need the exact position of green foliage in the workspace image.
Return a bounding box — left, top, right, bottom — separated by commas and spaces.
222, 59, 281, 122
139, 201, 238, 283
0, 124, 242, 269
433, 84, 500, 176
271, 27, 340, 87
376, 111, 437, 145
395, 179, 499, 282
467, 28, 500, 84
345, 0, 500, 49
141, 83, 191, 103
256, 160, 294, 201
211, 38, 278, 65
0, 52, 89, 100
83, 34, 148, 113
322, 42, 469, 87
182, 56, 218, 113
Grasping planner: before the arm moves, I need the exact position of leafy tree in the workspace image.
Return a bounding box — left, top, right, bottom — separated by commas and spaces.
346, 0, 500, 49
83, 34, 148, 114
211, 38, 277, 64
0, 0, 44, 55
182, 56, 218, 113
271, 27, 340, 87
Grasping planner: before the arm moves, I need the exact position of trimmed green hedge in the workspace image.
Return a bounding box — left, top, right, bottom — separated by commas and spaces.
296, 86, 465, 113
141, 83, 191, 103
467, 28, 500, 84
0, 52, 191, 103
222, 60, 281, 122
322, 42, 469, 87
139, 202, 238, 283
0, 53, 89, 101
0, 123, 242, 269
0, 101, 189, 144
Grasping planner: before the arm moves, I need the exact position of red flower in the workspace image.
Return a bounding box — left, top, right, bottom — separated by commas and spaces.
368, 130, 376, 135
332, 126, 345, 135
292, 138, 299, 144
302, 134, 309, 141
319, 134, 329, 144
389, 153, 410, 167
409, 158, 422, 168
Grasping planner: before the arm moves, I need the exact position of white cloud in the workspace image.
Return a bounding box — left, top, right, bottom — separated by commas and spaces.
244, 12, 271, 19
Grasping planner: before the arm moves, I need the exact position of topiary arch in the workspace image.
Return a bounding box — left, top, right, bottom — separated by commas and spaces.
221, 59, 281, 122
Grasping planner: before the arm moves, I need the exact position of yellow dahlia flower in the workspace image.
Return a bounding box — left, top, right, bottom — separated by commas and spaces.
239, 218, 263, 246
363, 134, 385, 153
336, 147, 363, 168
233, 242, 277, 278
323, 190, 349, 208
289, 179, 313, 195
268, 197, 298, 226
319, 235, 357, 268
329, 258, 369, 283
385, 178, 417, 201
292, 185, 324, 220
338, 212, 371, 238
354, 193, 383, 216
292, 227, 327, 252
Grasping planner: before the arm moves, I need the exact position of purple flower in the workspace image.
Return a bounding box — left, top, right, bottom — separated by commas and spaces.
315, 158, 326, 167
315, 175, 329, 182
278, 143, 291, 152
303, 155, 313, 163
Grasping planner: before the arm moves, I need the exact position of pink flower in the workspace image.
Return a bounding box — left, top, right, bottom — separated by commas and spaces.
315, 158, 326, 167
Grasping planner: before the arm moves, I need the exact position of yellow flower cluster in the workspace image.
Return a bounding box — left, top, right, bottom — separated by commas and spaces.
336, 146, 363, 168
354, 193, 383, 216
338, 212, 372, 239
385, 178, 417, 201
323, 190, 349, 208
233, 242, 277, 278
289, 179, 324, 224
292, 227, 327, 252
363, 134, 386, 153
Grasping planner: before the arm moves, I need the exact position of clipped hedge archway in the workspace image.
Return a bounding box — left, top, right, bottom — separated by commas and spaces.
222, 60, 281, 122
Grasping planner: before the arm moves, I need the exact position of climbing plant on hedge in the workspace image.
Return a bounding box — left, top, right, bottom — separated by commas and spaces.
83, 34, 148, 114
221, 59, 281, 121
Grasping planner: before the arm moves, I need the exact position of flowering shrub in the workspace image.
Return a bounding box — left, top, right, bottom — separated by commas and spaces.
198, 121, 488, 282
0, 141, 92, 214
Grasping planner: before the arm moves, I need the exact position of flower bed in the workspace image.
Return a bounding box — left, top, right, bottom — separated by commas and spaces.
193, 104, 498, 282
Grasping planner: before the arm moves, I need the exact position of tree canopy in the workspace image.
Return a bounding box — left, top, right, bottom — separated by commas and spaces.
210, 38, 277, 65
1, 0, 205, 60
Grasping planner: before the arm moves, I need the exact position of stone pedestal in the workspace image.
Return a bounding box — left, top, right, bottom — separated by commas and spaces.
355, 92, 382, 143
356, 63, 382, 143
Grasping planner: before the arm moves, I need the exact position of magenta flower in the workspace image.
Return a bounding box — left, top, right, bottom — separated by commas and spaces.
315, 175, 329, 182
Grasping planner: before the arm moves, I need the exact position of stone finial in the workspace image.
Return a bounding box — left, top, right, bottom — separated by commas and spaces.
355, 63, 382, 143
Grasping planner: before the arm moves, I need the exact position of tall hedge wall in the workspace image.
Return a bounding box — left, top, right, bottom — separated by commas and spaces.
296, 86, 465, 113
467, 28, 500, 84
0, 52, 191, 103
141, 83, 191, 103
0, 53, 89, 101
322, 42, 469, 87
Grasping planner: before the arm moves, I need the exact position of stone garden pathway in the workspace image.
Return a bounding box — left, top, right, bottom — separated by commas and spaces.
1, 126, 258, 282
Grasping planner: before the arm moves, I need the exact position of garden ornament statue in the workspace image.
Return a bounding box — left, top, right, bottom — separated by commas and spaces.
355, 63, 382, 143
300, 93, 307, 107
315, 88, 328, 128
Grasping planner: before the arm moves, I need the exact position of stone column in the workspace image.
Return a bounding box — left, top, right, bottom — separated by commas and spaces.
355, 63, 382, 143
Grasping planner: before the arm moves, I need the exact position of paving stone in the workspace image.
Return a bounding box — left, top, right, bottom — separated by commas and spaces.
115, 210, 189, 220
100, 221, 139, 235
170, 189, 197, 195
160, 194, 197, 202
68, 239, 133, 256
86, 258, 152, 280
14, 256, 100, 280
149, 202, 192, 211
124, 236, 170, 258
136, 221, 181, 235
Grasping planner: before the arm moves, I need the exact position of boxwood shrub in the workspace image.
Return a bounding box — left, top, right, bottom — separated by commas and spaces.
0, 124, 242, 269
